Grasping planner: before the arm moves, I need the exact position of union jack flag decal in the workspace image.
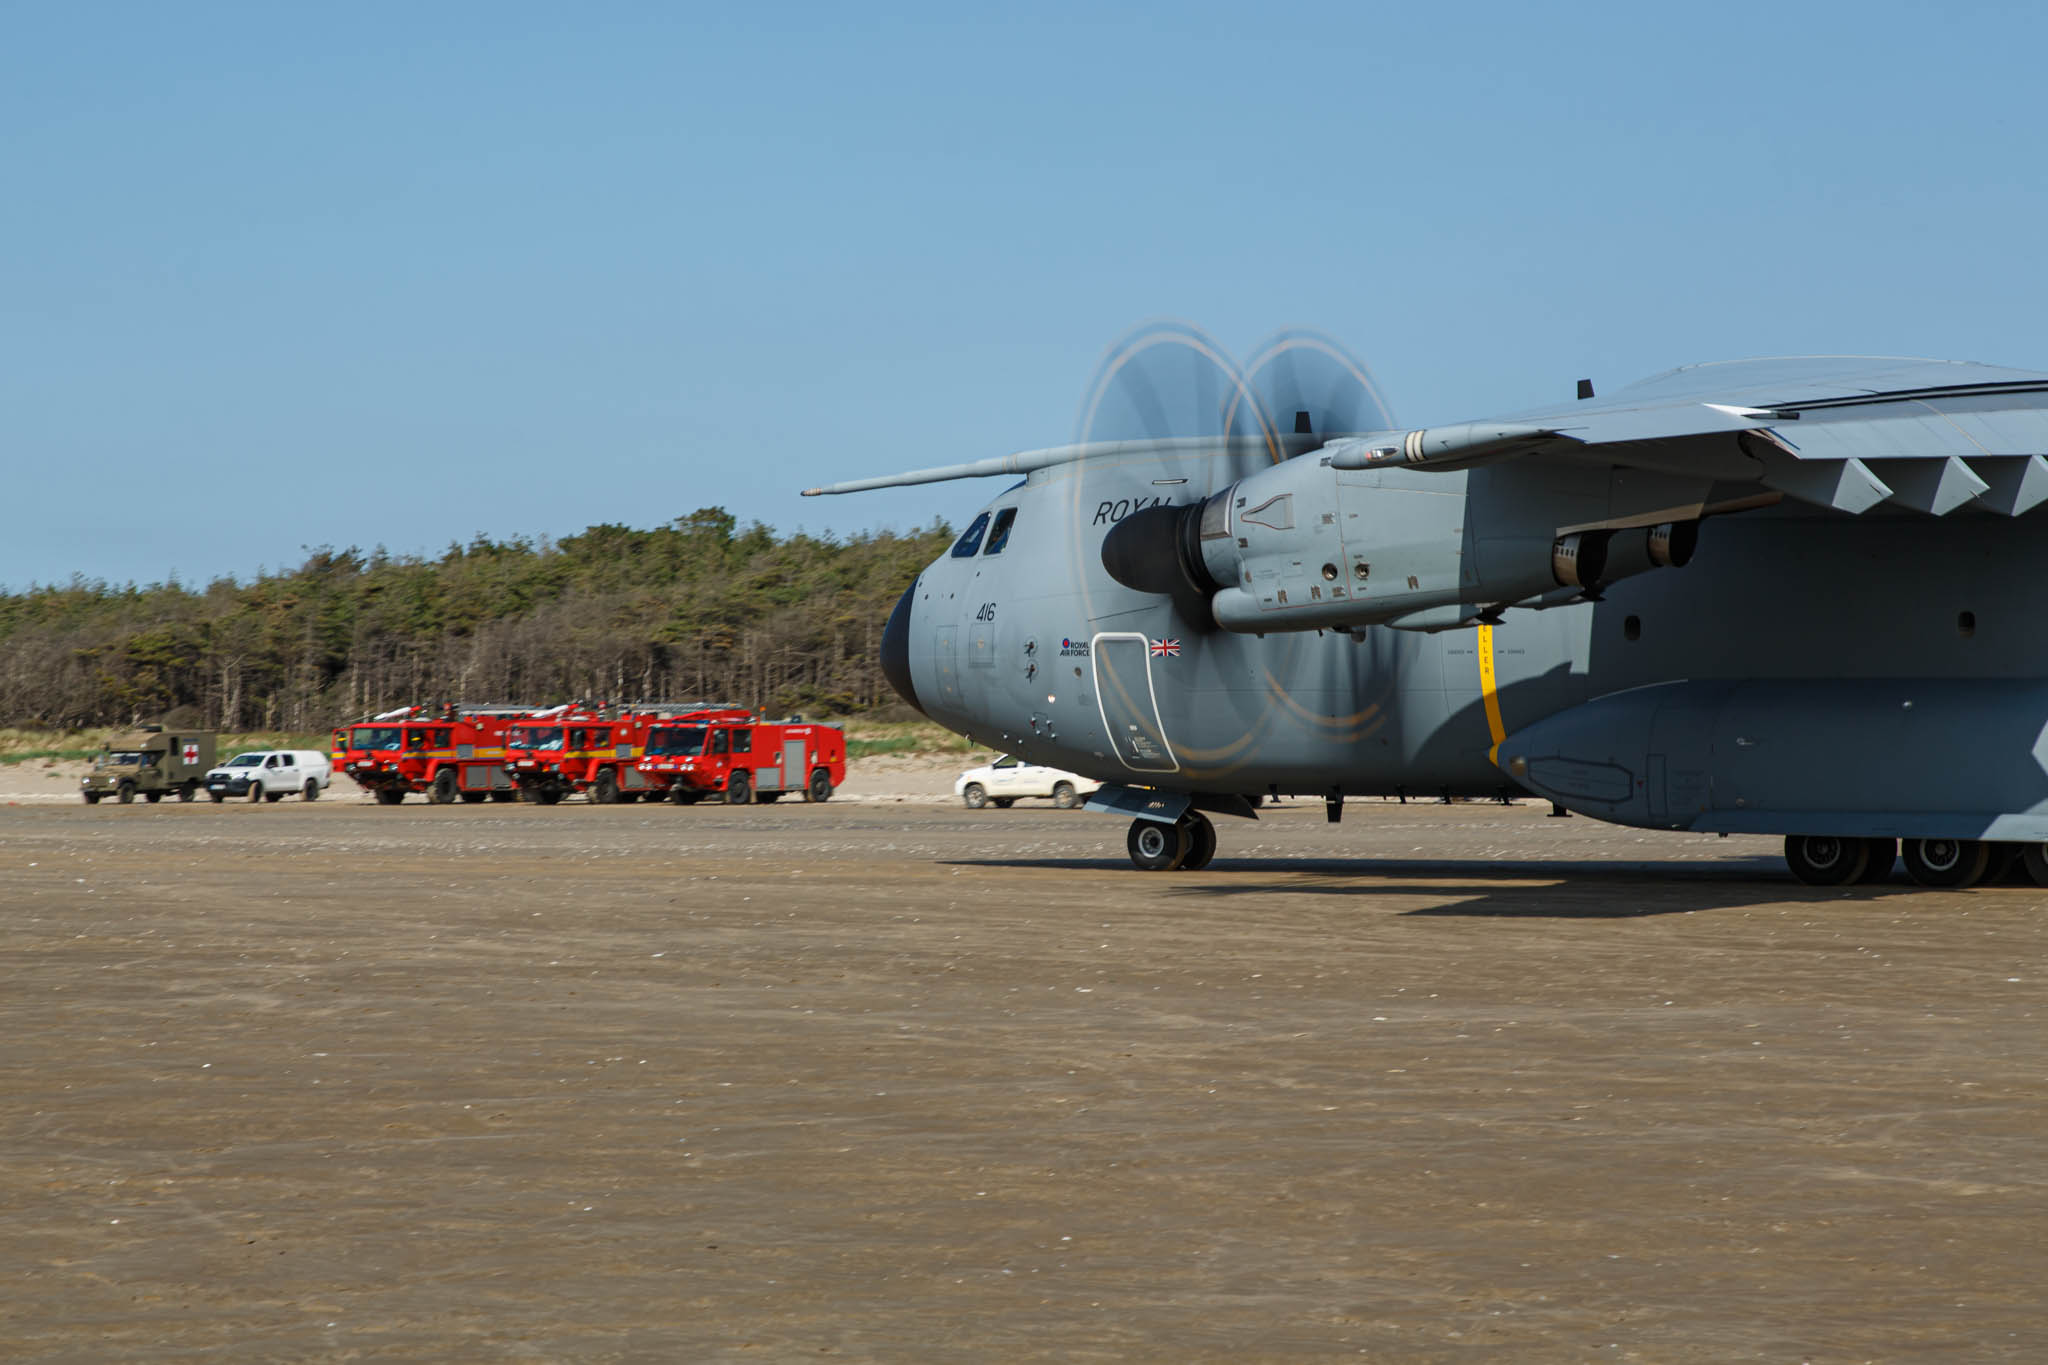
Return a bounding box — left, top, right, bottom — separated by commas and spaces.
1149, 637, 1181, 658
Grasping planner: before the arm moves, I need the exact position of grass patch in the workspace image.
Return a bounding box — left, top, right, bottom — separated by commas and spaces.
833, 719, 976, 759
0, 728, 334, 765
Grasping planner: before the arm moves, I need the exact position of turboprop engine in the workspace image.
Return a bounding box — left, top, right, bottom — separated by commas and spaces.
1100, 435, 1703, 634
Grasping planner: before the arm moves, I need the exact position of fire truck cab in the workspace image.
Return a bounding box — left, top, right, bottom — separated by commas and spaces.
331, 704, 530, 804
638, 716, 846, 805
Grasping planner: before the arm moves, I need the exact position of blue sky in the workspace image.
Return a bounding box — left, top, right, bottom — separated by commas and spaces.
5, 1, 2044, 589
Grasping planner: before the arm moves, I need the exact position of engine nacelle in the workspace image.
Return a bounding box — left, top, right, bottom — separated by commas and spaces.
1100, 452, 1702, 634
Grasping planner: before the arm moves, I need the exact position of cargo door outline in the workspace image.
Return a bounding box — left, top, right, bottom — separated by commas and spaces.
1091, 632, 1179, 774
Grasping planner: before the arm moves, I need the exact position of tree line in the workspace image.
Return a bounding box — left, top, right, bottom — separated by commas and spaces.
0, 510, 951, 730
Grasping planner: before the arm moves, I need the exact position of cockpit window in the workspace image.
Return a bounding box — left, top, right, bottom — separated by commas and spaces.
983, 507, 1017, 555
951, 511, 991, 558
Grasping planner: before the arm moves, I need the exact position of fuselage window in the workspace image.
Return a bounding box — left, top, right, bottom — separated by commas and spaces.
951, 511, 991, 558
983, 507, 1018, 555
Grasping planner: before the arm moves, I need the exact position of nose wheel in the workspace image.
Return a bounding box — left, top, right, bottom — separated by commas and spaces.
1126, 811, 1216, 871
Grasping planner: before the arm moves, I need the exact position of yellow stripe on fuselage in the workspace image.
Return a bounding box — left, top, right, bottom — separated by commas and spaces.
1476, 622, 1507, 765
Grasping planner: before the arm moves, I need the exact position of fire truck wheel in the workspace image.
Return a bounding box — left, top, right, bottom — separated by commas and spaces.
375, 788, 406, 805
246, 782, 264, 803
725, 772, 751, 805
117, 782, 135, 804
536, 787, 564, 806
1052, 781, 1078, 809
592, 768, 621, 804
178, 781, 198, 803
461, 791, 487, 804
146, 790, 164, 803
428, 770, 458, 805
807, 769, 833, 803
962, 783, 987, 809
667, 788, 700, 805
208, 791, 224, 803
303, 780, 319, 802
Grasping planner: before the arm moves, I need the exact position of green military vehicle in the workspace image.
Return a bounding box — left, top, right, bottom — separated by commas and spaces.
81, 725, 216, 804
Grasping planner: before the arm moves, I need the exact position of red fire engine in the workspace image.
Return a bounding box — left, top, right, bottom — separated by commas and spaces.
637, 715, 846, 804
501, 703, 736, 804
330, 704, 534, 804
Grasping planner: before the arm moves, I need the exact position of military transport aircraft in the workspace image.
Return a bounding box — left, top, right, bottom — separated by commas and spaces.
806, 323, 2048, 889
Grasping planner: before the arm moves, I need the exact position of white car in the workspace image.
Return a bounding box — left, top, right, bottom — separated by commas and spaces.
206, 750, 333, 803
955, 755, 1102, 810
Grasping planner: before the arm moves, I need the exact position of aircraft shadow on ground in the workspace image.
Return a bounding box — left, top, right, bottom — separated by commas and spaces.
935, 855, 1944, 918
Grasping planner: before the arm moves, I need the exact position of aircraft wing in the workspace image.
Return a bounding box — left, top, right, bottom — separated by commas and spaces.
1328, 356, 2048, 517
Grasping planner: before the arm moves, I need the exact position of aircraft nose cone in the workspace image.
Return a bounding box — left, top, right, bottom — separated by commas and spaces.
880, 580, 924, 716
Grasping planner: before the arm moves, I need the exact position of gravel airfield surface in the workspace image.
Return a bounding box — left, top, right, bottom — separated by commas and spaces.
6, 784, 2048, 1362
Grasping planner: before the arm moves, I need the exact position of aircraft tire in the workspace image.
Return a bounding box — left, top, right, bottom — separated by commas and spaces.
1178, 812, 1217, 871
1983, 842, 2023, 885
1784, 835, 1868, 886
962, 783, 987, 810
1856, 838, 1898, 883
1051, 781, 1078, 809
1901, 837, 1989, 888
1127, 818, 1190, 872
2020, 845, 2048, 887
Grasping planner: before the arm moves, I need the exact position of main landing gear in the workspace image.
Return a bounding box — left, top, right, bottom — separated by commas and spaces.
1784, 834, 2045, 888
1125, 810, 1216, 872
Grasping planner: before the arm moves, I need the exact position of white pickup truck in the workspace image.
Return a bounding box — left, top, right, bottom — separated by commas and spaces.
206, 750, 333, 803
955, 755, 1102, 810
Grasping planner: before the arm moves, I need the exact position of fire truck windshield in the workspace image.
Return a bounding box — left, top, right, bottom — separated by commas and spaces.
644, 725, 707, 756
351, 727, 403, 752
507, 726, 564, 751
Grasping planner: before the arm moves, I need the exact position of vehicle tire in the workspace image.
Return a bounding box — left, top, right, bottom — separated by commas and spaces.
303, 780, 320, 802
178, 781, 197, 803
593, 768, 621, 804
668, 787, 701, 805
1179, 811, 1217, 871
962, 783, 987, 810
375, 788, 406, 805
2021, 844, 2048, 887
208, 791, 224, 803
992, 797, 1014, 808
1902, 837, 1990, 888
1051, 781, 1078, 809
428, 769, 458, 805
247, 781, 264, 804
1127, 818, 1190, 872
536, 786, 564, 806
83, 791, 101, 804
807, 768, 833, 803
117, 781, 135, 804
490, 790, 517, 803
461, 791, 488, 804
1983, 842, 2023, 885
1784, 834, 1868, 886
1856, 837, 1897, 883
725, 771, 751, 805
145, 790, 163, 803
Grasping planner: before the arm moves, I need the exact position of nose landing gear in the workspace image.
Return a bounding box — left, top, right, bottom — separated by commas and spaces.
1126, 810, 1216, 871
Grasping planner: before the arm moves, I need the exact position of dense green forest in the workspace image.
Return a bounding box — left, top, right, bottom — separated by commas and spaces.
0, 510, 951, 729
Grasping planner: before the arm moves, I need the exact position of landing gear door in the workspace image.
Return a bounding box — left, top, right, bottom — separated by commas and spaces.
1092, 632, 1179, 774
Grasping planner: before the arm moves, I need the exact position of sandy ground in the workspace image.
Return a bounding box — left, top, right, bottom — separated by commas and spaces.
5, 795, 2048, 1361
